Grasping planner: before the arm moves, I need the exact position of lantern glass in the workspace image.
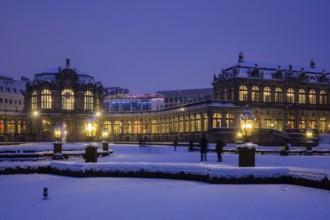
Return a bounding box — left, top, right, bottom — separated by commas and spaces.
306, 129, 313, 140
102, 129, 109, 139
54, 126, 62, 141
84, 116, 98, 139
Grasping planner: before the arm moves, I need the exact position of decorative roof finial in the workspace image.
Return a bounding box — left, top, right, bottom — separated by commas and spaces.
238, 51, 244, 63
310, 59, 316, 68
66, 58, 71, 69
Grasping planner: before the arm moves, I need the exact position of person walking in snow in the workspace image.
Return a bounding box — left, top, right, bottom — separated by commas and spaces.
200, 133, 208, 161
174, 138, 178, 151
215, 139, 225, 162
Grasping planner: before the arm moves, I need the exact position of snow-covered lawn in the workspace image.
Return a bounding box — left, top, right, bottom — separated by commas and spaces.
1, 142, 330, 220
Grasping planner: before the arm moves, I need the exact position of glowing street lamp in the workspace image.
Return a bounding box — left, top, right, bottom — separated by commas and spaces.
306, 128, 313, 140
84, 116, 98, 142
54, 125, 62, 142
102, 128, 109, 140
237, 104, 256, 167
84, 116, 99, 163
102, 128, 109, 151
53, 125, 63, 159
240, 104, 256, 142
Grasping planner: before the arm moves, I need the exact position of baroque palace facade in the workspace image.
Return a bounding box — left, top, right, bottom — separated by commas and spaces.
0, 54, 328, 144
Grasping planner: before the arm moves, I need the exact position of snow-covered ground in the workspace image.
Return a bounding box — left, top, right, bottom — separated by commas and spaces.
1, 142, 330, 220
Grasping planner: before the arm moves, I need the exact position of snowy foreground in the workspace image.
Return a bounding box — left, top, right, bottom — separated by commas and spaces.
1, 142, 330, 220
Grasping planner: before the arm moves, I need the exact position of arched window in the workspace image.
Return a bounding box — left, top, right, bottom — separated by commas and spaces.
221, 89, 227, 100
263, 87, 271, 102
190, 115, 195, 132
41, 89, 52, 109
287, 115, 295, 129
263, 114, 272, 128
298, 116, 306, 129
225, 113, 234, 128
124, 121, 131, 134
6, 120, 15, 133
239, 85, 248, 101
309, 117, 316, 129
133, 120, 141, 134
151, 120, 157, 133
61, 89, 74, 110
114, 121, 122, 134
18, 120, 26, 134
320, 117, 326, 133
298, 89, 306, 104
179, 116, 184, 132
251, 86, 260, 102
320, 90, 327, 105
275, 88, 283, 102
104, 121, 111, 134
203, 113, 208, 132
31, 91, 38, 110
84, 91, 94, 110
196, 114, 201, 132
287, 88, 295, 103
212, 113, 222, 128
308, 90, 316, 104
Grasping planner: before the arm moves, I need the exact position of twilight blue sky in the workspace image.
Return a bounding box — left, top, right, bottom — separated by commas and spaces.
1, 0, 330, 93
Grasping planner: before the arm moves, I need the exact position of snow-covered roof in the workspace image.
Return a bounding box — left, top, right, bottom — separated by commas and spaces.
214, 59, 330, 84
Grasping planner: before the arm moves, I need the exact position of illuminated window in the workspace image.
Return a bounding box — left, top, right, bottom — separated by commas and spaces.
18, 120, 26, 134
151, 120, 157, 133
104, 121, 111, 134
124, 121, 131, 134
320, 90, 327, 104
190, 115, 195, 132
263, 114, 272, 128
263, 87, 271, 102
31, 91, 38, 110
196, 114, 201, 132
179, 116, 184, 132
320, 117, 326, 133
0, 120, 4, 133
239, 85, 248, 101
212, 113, 222, 128
275, 88, 283, 102
114, 121, 122, 134
225, 113, 234, 128
287, 115, 295, 129
287, 88, 295, 103
133, 120, 141, 133
6, 120, 15, 133
298, 89, 306, 104
61, 89, 74, 110
41, 89, 52, 109
298, 116, 306, 129
203, 113, 208, 132
84, 91, 94, 110
251, 86, 260, 102
308, 90, 316, 104
309, 117, 316, 129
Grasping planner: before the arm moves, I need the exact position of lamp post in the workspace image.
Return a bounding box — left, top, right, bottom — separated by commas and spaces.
84, 116, 99, 163
102, 128, 109, 151
52, 125, 63, 160
305, 128, 314, 155
237, 104, 256, 167
33, 110, 39, 141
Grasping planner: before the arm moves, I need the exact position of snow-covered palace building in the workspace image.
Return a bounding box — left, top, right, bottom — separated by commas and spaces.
0, 54, 328, 144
